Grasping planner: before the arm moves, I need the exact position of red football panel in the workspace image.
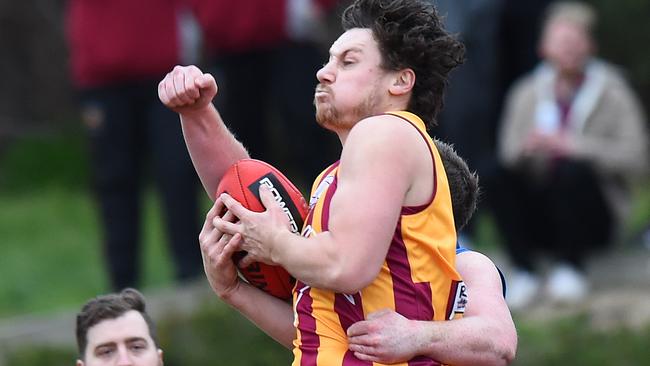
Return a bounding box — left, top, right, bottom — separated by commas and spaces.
213, 159, 306, 300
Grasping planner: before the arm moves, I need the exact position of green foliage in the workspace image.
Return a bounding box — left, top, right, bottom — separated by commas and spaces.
157, 303, 292, 366
586, 0, 650, 103
5, 347, 76, 366
0, 132, 89, 192
513, 315, 650, 365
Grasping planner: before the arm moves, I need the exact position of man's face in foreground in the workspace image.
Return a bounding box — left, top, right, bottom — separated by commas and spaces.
77, 310, 163, 366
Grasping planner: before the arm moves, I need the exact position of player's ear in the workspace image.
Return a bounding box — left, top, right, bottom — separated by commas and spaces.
389, 68, 415, 96
76, 359, 85, 366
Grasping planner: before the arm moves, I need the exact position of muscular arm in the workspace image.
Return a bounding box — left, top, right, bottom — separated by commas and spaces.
217, 115, 430, 293
347, 251, 517, 365
221, 280, 296, 348
160, 66, 292, 345
159, 65, 249, 199
180, 104, 249, 199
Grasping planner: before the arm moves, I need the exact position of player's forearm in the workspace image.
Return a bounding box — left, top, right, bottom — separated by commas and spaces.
418, 317, 516, 366
180, 104, 249, 199
220, 280, 296, 348
271, 231, 376, 294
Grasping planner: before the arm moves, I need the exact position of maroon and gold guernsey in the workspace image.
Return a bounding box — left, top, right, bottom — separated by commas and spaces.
291, 111, 466, 366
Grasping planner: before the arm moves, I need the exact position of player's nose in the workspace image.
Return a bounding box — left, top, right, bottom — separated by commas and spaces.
115, 347, 134, 366
316, 61, 335, 84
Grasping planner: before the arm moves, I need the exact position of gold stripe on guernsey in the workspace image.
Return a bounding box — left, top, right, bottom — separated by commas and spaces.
360, 268, 396, 316
312, 289, 347, 365
309, 174, 348, 365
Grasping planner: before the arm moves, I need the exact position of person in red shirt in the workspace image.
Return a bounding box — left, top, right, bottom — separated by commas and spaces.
65, 0, 202, 290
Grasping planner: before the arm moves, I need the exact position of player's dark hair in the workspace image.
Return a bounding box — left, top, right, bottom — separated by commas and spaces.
76, 288, 157, 359
341, 0, 465, 129
434, 139, 479, 231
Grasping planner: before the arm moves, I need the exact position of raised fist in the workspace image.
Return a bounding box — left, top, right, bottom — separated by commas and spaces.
158, 65, 218, 114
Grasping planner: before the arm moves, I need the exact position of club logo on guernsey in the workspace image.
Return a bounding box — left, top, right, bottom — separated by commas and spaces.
309, 175, 335, 208
343, 293, 356, 305
301, 224, 314, 238
248, 174, 301, 234
449, 281, 468, 320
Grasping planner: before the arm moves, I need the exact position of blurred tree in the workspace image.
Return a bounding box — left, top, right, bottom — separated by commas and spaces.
0, 0, 72, 137
587, 0, 650, 109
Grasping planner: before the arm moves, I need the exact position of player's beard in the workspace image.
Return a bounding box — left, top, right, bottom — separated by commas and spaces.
314, 85, 383, 131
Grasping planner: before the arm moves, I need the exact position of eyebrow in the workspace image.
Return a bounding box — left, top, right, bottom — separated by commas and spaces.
94, 337, 148, 350
330, 46, 364, 58
125, 337, 148, 343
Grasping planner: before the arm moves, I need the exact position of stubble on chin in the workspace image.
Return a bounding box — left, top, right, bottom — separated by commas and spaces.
315, 103, 338, 128
314, 86, 382, 130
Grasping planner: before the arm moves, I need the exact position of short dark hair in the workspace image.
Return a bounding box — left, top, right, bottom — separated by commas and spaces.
341, 0, 465, 128
434, 139, 479, 231
76, 288, 158, 358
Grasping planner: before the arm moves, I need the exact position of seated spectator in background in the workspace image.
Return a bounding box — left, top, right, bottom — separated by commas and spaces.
75, 288, 162, 366
493, 1, 648, 309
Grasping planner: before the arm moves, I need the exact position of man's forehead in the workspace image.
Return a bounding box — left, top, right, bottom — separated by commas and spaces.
330, 28, 375, 55
86, 310, 152, 348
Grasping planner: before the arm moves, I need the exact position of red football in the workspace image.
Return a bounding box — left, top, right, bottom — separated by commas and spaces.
215, 159, 308, 300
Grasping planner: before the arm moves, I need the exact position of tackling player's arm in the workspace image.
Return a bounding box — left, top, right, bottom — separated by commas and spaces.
158, 65, 249, 200
217, 115, 428, 293
347, 250, 517, 365
200, 200, 296, 348
219, 280, 296, 349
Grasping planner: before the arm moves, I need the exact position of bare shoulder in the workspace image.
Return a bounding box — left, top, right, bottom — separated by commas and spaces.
342, 114, 433, 206
457, 251, 502, 286
345, 114, 426, 155
342, 114, 418, 170
349, 114, 420, 138
457, 250, 496, 267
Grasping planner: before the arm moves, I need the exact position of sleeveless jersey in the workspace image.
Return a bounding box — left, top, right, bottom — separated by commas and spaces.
291, 111, 465, 366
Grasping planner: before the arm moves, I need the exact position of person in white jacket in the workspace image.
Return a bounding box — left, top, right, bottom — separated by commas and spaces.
493, 1, 648, 309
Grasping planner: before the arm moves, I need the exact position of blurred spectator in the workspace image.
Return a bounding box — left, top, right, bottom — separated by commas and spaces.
493, 1, 648, 309
189, 0, 340, 189
65, 0, 202, 290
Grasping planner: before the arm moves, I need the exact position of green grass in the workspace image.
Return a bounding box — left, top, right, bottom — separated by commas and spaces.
626, 182, 650, 241
0, 133, 177, 317
0, 187, 104, 316
513, 315, 650, 365
0, 185, 178, 317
